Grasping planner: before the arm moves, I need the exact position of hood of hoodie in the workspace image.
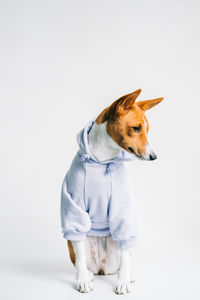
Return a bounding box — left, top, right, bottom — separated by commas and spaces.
76, 119, 137, 165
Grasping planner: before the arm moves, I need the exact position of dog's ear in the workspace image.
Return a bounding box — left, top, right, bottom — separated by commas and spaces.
96, 107, 109, 124
117, 89, 142, 112
96, 89, 142, 124
136, 97, 164, 111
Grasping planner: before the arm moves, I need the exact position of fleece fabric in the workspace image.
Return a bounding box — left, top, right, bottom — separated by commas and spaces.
60, 120, 138, 250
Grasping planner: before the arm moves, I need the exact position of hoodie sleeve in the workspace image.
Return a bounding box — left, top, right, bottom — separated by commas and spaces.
60, 154, 91, 241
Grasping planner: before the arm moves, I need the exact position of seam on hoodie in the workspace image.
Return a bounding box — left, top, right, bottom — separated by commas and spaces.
108, 169, 112, 227
83, 161, 87, 212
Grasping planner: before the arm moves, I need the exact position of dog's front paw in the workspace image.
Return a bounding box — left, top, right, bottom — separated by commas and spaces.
115, 272, 135, 294
77, 270, 94, 293
115, 279, 132, 294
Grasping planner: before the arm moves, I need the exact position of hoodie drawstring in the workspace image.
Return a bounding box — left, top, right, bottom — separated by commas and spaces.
106, 163, 114, 174
80, 153, 90, 162
81, 153, 114, 174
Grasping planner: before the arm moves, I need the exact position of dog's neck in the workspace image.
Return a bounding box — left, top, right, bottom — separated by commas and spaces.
88, 121, 121, 162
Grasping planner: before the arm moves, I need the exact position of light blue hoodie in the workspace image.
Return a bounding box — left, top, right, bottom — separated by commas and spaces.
61, 120, 138, 250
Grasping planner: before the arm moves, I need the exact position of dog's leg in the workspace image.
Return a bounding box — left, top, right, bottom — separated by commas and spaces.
115, 249, 133, 294
72, 240, 94, 293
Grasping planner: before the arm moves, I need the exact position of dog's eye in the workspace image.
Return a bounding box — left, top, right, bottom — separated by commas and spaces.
132, 126, 141, 132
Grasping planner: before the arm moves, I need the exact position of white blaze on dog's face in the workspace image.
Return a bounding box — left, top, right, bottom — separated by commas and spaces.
96, 89, 164, 161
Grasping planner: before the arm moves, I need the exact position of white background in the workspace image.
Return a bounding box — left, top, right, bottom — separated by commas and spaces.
0, 0, 200, 299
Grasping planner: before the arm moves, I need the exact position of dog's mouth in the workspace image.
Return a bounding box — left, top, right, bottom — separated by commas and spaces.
128, 147, 135, 153
128, 147, 135, 154
127, 147, 145, 160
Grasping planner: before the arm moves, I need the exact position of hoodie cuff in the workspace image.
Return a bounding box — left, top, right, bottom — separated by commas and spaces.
118, 238, 137, 250
63, 230, 86, 241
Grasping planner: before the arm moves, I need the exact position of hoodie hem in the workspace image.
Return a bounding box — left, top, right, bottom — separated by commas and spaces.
118, 239, 137, 250
86, 231, 111, 237
63, 230, 86, 241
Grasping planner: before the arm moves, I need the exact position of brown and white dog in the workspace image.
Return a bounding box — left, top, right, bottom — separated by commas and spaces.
67, 89, 164, 294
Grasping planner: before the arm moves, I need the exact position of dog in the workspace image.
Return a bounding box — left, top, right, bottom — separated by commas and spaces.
61, 89, 164, 294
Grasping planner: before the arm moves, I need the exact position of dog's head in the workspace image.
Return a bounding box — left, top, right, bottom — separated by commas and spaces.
96, 89, 164, 160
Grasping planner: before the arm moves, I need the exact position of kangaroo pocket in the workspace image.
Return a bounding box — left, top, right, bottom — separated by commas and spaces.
87, 220, 111, 236
90, 219, 109, 229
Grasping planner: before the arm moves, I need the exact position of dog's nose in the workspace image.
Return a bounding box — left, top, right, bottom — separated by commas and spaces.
149, 152, 157, 160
